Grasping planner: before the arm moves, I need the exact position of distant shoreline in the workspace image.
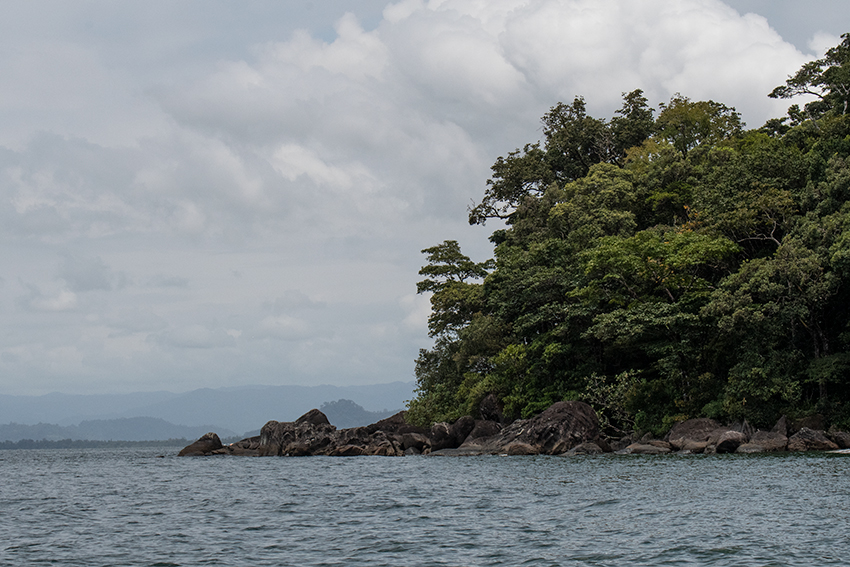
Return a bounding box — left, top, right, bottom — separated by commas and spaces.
0, 438, 242, 450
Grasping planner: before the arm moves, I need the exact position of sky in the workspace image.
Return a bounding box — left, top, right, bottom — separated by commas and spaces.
1, 0, 848, 396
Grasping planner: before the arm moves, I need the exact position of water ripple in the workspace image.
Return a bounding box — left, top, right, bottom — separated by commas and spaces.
1, 450, 849, 566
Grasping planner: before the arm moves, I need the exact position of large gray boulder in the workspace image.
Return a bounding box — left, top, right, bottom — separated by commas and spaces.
177, 432, 223, 456
715, 430, 747, 453
471, 401, 600, 455
787, 427, 839, 452
666, 418, 721, 451
736, 430, 787, 453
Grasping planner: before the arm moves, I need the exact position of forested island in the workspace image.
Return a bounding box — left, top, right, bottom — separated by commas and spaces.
406, 34, 850, 438
178, 35, 850, 458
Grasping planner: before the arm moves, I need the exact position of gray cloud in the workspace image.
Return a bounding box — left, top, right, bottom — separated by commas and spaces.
0, 0, 840, 395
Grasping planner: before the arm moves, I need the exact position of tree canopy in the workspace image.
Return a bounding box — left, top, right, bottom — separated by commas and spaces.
407, 36, 850, 435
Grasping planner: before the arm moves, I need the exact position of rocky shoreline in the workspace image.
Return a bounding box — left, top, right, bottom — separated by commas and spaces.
178, 397, 850, 457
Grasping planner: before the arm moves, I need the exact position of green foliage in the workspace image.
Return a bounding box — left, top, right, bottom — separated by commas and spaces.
656, 94, 743, 157
408, 35, 850, 432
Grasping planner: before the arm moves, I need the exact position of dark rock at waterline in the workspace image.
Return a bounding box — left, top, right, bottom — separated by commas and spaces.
715, 430, 747, 453
666, 418, 721, 451
736, 429, 788, 453
178, 402, 847, 458
787, 427, 839, 452
618, 442, 671, 455
563, 442, 605, 455
828, 429, 850, 449
463, 401, 601, 455
178, 432, 223, 456
467, 419, 502, 440
179, 401, 601, 457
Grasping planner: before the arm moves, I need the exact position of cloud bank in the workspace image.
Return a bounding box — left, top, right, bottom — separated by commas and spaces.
0, 0, 825, 394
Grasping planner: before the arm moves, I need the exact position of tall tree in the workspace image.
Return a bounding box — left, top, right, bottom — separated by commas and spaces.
770, 33, 850, 118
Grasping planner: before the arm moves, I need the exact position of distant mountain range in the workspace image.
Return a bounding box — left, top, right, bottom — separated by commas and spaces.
0, 381, 414, 441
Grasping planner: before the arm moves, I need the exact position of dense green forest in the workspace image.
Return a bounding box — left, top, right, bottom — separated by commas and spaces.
407, 34, 850, 435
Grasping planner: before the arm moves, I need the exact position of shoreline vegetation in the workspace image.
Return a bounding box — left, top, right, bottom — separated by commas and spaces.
404, 34, 850, 438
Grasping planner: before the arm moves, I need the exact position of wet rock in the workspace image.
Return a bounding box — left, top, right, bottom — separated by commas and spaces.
646, 440, 673, 451
787, 427, 839, 452
619, 443, 671, 455
222, 435, 261, 456
563, 442, 605, 455
677, 439, 709, 454
178, 432, 223, 456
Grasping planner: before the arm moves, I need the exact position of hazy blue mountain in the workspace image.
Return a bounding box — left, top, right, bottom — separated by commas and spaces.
319, 399, 397, 429
0, 381, 414, 434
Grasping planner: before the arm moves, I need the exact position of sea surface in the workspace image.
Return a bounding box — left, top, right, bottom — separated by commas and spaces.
0, 447, 848, 566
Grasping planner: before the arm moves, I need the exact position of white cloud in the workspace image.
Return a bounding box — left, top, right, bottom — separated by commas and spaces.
808, 31, 841, 56
20, 286, 78, 312
0, 0, 834, 395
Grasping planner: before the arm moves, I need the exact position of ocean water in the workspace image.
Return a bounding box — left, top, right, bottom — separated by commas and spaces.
0, 448, 848, 566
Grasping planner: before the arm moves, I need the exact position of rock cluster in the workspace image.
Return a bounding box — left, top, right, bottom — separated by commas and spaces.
179, 400, 602, 457
178, 402, 850, 457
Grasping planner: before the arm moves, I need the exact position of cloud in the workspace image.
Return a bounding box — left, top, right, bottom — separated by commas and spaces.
17, 284, 78, 312
149, 324, 237, 350
0, 0, 829, 395
58, 252, 126, 292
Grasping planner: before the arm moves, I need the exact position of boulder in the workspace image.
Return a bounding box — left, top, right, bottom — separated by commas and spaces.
827, 429, 850, 449
329, 429, 401, 456
678, 439, 709, 453
791, 415, 825, 436
178, 432, 223, 456
449, 416, 476, 447
666, 418, 722, 451
223, 435, 261, 456
257, 410, 338, 456
476, 401, 600, 455
429, 422, 454, 451
563, 442, 605, 455
787, 427, 839, 452
465, 420, 502, 441
715, 430, 747, 453
296, 408, 331, 427
772, 415, 789, 437
618, 443, 671, 455
646, 439, 673, 451
736, 443, 767, 454
400, 432, 430, 452
747, 430, 788, 452
479, 393, 507, 424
